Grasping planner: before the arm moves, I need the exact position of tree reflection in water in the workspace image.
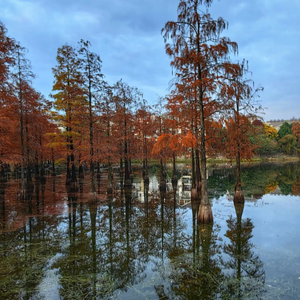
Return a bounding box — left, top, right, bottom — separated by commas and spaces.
167, 204, 222, 300
3, 162, 300, 299
165, 199, 266, 299
221, 202, 265, 299
0, 178, 7, 224
53, 184, 151, 299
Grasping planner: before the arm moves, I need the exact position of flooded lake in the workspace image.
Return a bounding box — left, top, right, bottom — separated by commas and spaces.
1, 162, 300, 299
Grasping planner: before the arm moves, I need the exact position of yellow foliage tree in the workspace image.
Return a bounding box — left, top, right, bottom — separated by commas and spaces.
264, 124, 278, 140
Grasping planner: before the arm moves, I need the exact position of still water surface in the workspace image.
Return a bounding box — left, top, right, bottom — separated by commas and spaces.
0, 162, 300, 299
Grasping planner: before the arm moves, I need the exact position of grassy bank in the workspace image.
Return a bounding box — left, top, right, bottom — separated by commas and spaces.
174, 155, 300, 165
122, 155, 300, 168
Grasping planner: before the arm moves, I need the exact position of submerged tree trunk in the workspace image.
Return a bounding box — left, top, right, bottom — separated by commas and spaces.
35, 151, 40, 180
191, 147, 199, 201
78, 164, 84, 179
234, 99, 245, 204
0, 171, 7, 217
96, 161, 101, 182
234, 181, 245, 203
143, 158, 149, 185
191, 147, 196, 188
234, 144, 243, 205
66, 155, 71, 186
90, 161, 95, 192
172, 152, 178, 189
142, 130, 149, 183
51, 149, 56, 176
197, 95, 213, 224
159, 158, 166, 194
69, 162, 78, 193
195, 149, 201, 191
124, 151, 131, 188
107, 161, 113, 195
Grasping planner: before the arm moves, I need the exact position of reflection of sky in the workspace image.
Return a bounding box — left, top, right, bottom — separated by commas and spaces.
212, 193, 300, 295
37, 253, 63, 300
244, 194, 300, 250
244, 194, 300, 286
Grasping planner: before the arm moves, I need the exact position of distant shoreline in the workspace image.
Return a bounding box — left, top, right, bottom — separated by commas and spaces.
165, 155, 300, 166
141, 155, 300, 168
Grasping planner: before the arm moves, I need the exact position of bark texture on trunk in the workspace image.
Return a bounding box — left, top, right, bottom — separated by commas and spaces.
191, 188, 199, 201
234, 183, 245, 204
198, 203, 213, 224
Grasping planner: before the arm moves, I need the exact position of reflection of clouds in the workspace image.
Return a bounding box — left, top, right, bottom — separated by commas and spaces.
246, 195, 300, 250
37, 253, 63, 300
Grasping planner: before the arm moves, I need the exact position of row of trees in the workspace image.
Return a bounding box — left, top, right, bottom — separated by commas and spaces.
1, 0, 265, 223
0, 22, 54, 189
250, 120, 300, 156
277, 121, 300, 155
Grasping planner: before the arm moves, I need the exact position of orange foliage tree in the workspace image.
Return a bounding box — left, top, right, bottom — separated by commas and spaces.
292, 121, 300, 143
134, 99, 156, 180
112, 80, 141, 185
162, 0, 239, 223
10, 44, 36, 183
52, 44, 85, 185
222, 60, 263, 194
1, 23, 57, 187
78, 40, 105, 191
0, 22, 17, 169
94, 88, 119, 190
225, 116, 257, 159
151, 96, 170, 185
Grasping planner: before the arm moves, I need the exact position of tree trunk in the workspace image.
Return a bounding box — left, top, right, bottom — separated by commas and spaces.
124, 141, 131, 187
195, 148, 201, 191
88, 65, 95, 193
50, 148, 55, 176
234, 99, 244, 203
107, 161, 113, 195
197, 92, 213, 224
234, 182, 245, 203
234, 138, 244, 205
172, 152, 178, 189
160, 158, 166, 194
35, 151, 40, 180
191, 147, 196, 189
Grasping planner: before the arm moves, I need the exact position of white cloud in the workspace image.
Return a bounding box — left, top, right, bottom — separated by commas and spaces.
0, 0, 46, 24
1, 0, 299, 120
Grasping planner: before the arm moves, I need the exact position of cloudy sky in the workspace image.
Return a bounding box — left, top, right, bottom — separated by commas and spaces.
1, 0, 299, 121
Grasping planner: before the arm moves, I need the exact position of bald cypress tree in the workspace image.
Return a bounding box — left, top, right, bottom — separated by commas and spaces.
162, 0, 238, 223
52, 44, 84, 188
78, 40, 105, 193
